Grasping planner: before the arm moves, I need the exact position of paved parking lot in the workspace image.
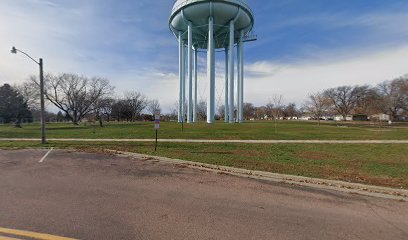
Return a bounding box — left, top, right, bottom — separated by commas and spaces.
0, 149, 407, 240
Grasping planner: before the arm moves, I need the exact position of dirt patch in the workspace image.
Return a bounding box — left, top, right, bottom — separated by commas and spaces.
190, 151, 233, 155
366, 129, 392, 132
234, 149, 270, 158
297, 151, 335, 160
226, 158, 298, 174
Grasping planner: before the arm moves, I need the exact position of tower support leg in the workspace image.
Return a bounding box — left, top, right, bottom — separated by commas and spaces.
237, 36, 241, 122
207, 17, 215, 124
238, 30, 244, 123
182, 42, 186, 122
239, 30, 244, 123
187, 21, 193, 123
178, 31, 183, 123
228, 21, 235, 124
225, 48, 229, 123
193, 48, 198, 122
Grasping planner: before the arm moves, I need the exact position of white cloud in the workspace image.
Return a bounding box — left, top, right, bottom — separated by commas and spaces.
244, 45, 408, 106
130, 44, 408, 113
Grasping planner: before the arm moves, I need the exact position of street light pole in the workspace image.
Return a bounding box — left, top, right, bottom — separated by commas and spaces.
11, 47, 46, 144
39, 58, 46, 144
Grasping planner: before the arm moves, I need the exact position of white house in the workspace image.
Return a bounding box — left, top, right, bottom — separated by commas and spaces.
370, 114, 390, 121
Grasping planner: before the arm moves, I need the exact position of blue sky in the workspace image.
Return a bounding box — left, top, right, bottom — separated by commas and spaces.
1, 0, 408, 112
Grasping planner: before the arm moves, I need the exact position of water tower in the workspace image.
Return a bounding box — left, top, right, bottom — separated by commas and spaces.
169, 0, 255, 124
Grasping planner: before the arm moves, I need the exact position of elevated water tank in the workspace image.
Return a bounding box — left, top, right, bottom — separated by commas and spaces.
169, 0, 255, 124
169, 0, 254, 49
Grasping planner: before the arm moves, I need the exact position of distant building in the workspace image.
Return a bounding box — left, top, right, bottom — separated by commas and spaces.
334, 115, 353, 121
370, 114, 390, 121
288, 116, 299, 120
300, 116, 312, 121
352, 115, 368, 121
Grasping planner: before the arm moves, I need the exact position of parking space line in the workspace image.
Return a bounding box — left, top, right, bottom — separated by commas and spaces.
39, 147, 54, 163
0, 227, 75, 240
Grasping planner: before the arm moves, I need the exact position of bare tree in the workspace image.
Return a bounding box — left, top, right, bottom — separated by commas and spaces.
324, 85, 367, 121
243, 102, 256, 120
40, 73, 114, 125
283, 103, 298, 119
165, 101, 178, 121
265, 103, 273, 120
255, 106, 267, 120
15, 76, 41, 111
377, 77, 408, 120
93, 97, 114, 127
402, 78, 408, 112
197, 100, 207, 121
217, 105, 226, 121
124, 91, 147, 121
111, 99, 133, 122
169, 101, 179, 121
304, 92, 331, 126
267, 94, 284, 133
147, 99, 161, 116
353, 87, 383, 116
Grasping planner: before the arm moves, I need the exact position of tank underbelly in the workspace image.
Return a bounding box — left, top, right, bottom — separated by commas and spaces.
170, 1, 253, 49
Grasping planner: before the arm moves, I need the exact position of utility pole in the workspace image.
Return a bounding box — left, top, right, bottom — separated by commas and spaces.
11, 47, 46, 144
39, 58, 46, 144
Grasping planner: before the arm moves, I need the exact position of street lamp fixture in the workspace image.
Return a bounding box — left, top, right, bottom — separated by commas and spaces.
10, 46, 46, 144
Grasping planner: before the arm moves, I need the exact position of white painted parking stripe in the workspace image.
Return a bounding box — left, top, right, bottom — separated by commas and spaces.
39, 148, 54, 163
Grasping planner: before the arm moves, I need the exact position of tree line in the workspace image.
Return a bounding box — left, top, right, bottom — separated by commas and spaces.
0, 73, 407, 126
1, 73, 161, 126
234, 76, 407, 124
304, 76, 408, 124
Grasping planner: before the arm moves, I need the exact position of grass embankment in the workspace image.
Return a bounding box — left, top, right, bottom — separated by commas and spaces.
0, 121, 407, 140
1, 141, 407, 189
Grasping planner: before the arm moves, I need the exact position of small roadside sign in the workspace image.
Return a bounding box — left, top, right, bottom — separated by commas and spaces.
154, 112, 160, 151
155, 114, 160, 130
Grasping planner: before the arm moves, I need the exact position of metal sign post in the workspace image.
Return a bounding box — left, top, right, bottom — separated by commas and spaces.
154, 112, 160, 151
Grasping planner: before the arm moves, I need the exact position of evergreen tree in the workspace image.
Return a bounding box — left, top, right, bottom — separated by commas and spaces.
0, 84, 32, 126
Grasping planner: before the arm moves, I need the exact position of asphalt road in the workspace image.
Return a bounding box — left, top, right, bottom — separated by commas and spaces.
0, 149, 407, 240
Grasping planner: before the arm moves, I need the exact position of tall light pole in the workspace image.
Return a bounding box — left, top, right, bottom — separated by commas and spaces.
11, 46, 46, 144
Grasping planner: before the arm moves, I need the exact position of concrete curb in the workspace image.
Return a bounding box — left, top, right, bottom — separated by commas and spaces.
1, 138, 408, 144
107, 150, 408, 202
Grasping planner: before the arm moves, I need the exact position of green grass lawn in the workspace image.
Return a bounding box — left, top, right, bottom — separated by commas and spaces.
0, 120, 407, 140
1, 141, 407, 189
1, 121, 407, 189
